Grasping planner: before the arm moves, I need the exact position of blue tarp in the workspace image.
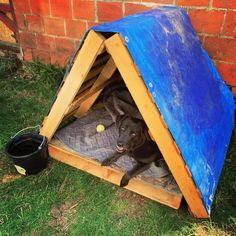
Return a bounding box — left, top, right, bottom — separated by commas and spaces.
91, 7, 235, 214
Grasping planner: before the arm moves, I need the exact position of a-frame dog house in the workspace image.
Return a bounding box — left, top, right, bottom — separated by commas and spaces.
40, 8, 234, 218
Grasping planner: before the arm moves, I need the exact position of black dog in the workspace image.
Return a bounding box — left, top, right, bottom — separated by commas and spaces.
101, 114, 169, 187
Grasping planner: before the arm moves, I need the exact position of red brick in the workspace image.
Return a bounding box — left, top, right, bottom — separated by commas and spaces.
30, 0, 50, 15
23, 48, 33, 62
123, 0, 141, 2
232, 87, 236, 96
19, 32, 36, 48
142, 0, 173, 3
73, 0, 95, 20
12, 0, 31, 14
44, 18, 65, 36
176, 0, 208, 6
97, 2, 122, 22
188, 10, 225, 34
36, 34, 55, 51
213, 0, 236, 9
26, 15, 44, 33
204, 37, 236, 63
51, 0, 72, 18
222, 11, 236, 37
66, 19, 86, 39
88, 22, 99, 29
15, 14, 27, 30
32, 49, 51, 64
125, 4, 152, 16
55, 38, 75, 54
51, 52, 71, 67
217, 63, 236, 85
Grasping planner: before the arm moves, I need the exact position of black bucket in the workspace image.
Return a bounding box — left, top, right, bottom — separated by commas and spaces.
5, 132, 48, 175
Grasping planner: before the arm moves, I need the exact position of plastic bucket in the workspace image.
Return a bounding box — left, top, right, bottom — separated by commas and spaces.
5, 128, 48, 175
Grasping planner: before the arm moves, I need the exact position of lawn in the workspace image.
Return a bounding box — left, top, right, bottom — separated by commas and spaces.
0, 58, 235, 236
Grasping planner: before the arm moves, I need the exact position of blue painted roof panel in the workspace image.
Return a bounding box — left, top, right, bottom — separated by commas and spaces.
91, 7, 235, 214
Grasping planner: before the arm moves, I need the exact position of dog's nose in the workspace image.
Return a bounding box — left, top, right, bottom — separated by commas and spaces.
117, 142, 124, 148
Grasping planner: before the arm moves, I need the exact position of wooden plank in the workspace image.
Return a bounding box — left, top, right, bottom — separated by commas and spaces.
40, 31, 105, 140
73, 55, 110, 98
0, 13, 15, 43
63, 78, 112, 119
75, 77, 96, 96
48, 140, 182, 209
84, 65, 104, 82
0, 0, 16, 43
75, 57, 117, 117
93, 53, 110, 67
105, 33, 209, 218
0, 3, 11, 12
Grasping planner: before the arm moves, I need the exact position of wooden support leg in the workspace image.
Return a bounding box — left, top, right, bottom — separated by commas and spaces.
105, 33, 209, 218
40, 31, 105, 140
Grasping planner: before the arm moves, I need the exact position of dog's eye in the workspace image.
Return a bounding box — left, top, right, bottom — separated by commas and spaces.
121, 127, 125, 131
131, 132, 136, 137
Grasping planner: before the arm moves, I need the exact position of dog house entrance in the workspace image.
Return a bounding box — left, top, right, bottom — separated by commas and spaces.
41, 31, 183, 211
52, 73, 181, 197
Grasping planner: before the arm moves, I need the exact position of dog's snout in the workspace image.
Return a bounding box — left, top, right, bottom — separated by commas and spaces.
117, 142, 124, 148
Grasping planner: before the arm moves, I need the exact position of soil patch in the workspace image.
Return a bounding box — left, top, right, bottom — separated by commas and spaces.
2, 174, 21, 183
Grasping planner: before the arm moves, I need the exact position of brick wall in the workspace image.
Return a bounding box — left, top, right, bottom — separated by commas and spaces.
12, 0, 236, 93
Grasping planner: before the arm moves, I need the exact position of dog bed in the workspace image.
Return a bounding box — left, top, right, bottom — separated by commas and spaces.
55, 94, 179, 192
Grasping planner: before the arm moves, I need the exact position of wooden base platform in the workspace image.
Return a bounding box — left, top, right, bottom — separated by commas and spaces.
48, 139, 183, 210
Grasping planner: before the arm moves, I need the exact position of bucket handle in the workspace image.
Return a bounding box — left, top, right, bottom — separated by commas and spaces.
11, 125, 46, 150
38, 136, 46, 150
11, 125, 41, 139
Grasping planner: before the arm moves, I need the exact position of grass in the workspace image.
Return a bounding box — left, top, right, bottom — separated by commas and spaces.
0, 58, 235, 235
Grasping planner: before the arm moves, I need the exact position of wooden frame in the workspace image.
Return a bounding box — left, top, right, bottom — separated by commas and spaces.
40, 31, 105, 140
49, 139, 182, 209
0, 0, 18, 43
40, 31, 208, 218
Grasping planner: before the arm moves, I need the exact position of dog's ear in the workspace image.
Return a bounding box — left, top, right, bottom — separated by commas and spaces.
115, 114, 128, 129
141, 121, 151, 140
144, 129, 151, 141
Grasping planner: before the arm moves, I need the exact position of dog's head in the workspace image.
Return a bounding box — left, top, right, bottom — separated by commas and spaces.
115, 115, 148, 152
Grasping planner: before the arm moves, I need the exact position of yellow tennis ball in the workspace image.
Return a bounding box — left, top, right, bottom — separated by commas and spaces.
96, 124, 105, 133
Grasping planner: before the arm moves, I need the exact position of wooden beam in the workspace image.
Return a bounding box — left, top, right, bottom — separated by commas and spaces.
84, 65, 104, 82
75, 57, 117, 117
48, 140, 182, 210
0, 12, 16, 33
0, 4, 11, 13
40, 31, 105, 140
75, 77, 97, 95
63, 79, 112, 120
93, 53, 110, 67
105, 33, 209, 218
